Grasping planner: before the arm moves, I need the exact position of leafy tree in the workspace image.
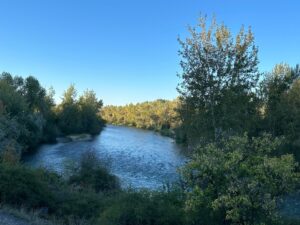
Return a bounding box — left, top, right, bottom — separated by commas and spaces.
57, 85, 104, 135
23, 76, 47, 111
261, 64, 299, 136
281, 78, 300, 141
261, 64, 300, 161
177, 16, 260, 144
0, 73, 28, 116
57, 84, 81, 134
0, 73, 59, 149
78, 90, 104, 134
181, 134, 299, 225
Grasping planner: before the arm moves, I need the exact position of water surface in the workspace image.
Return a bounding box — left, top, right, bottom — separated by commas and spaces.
24, 125, 187, 189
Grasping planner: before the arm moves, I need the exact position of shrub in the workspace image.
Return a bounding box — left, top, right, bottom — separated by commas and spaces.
181, 134, 300, 225
0, 163, 55, 209
68, 151, 120, 192
97, 190, 185, 225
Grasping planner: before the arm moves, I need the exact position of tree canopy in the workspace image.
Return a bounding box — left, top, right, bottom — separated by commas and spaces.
177, 16, 260, 144
0, 73, 104, 156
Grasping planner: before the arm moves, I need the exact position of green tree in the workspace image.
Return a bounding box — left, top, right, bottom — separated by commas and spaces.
261, 64, 299, 136
57, 85, 104, 135
177, 16, 260, 144
78, 90, 104, 134
57, 84, 81, 134
0, 73, 40, 150
0, 73, 59, 149
261, 64, 300, 161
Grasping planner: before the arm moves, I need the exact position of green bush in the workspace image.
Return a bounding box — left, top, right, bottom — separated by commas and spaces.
68, 151, 120, 192
97, 190, 185, 225
0, 149, 123, 223
181, 134, 300, 225
0, 163, 55, 209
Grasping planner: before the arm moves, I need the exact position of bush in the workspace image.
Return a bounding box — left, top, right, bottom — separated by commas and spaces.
0, 163, 55, 209
0, 150, 120, 222
97, 190, 185, 225
181, 134, 300, 225
68, 151, 120, 192
0, 159, 186, 225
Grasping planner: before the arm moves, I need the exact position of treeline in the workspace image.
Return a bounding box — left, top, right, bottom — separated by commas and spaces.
0, 73, 104, 155
101, 99, 180, 136
177, 62, 300, 151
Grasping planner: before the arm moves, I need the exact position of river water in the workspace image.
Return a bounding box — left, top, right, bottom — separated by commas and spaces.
24, 125, 187, 189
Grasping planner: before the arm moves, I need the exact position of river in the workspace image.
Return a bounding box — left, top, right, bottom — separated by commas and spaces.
24, 125, 187, 189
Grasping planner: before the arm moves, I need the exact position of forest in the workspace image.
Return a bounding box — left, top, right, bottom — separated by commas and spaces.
0, 17, 299, 225
101, 99, 180, 136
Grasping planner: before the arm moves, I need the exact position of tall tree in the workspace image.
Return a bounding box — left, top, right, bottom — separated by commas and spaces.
78, 90, 104, 134
262, 64, 300, 136
57, 84, 80, 134
177, 16, 260, 144
56, 85, 104, 135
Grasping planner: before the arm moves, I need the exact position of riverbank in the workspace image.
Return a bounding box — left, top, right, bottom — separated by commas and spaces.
108, 122, 177, 139
56, 133, 93, 143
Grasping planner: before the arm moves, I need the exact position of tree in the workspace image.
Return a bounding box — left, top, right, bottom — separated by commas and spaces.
57, 84, 81, 134
78, 90, 104, 134
177, 16, 260, 144
57, 85, 104, 135
0, 73, 40, 150
261, 64, 299, 136
23, 76, 47, 111
62, 84, 77, 105
261, 64, 300, 161
181, 134, 299, 225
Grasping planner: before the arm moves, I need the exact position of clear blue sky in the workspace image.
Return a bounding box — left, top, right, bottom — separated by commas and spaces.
0, 0, 299, 105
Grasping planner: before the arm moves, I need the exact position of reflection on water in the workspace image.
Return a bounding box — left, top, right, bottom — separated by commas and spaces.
24, 125, 187, 189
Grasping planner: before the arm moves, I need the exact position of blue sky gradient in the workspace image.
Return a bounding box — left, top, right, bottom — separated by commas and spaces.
0, 0, 299, 105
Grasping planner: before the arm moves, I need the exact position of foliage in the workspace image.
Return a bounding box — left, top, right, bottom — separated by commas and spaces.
177, 16, 260, 144
101, 99, 180, 137
97, 190, 185, 225
0, 154, 186, 225
260, 64, 300, 161
56, 86, 104, 135
68, 151, 120, 192
0, 73, 55, 153
0, 163, 55, 209
0, 73, 105, 155
181, 134, 299, 225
